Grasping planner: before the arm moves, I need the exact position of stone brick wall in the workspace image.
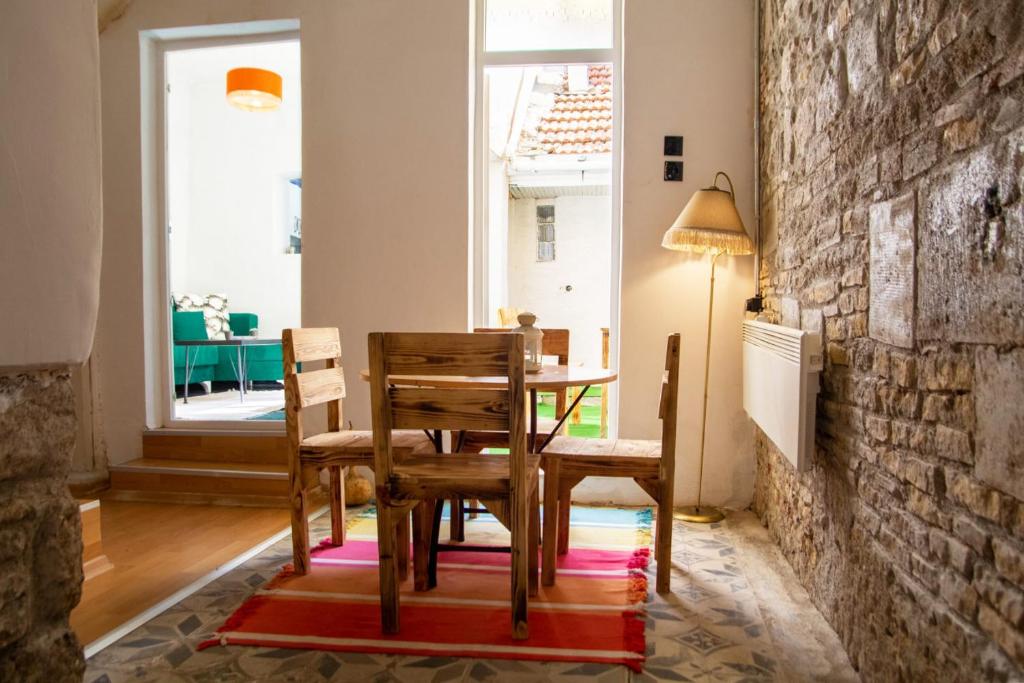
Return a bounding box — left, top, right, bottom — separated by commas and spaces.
0, 369, 84, 681
755, 0, 1024, 680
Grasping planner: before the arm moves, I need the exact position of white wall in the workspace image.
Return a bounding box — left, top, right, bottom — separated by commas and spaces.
615, 0, 756, 508
96, 0, 757, 511
507, 195, 611, 369
0, 0, 102, 369
167, 41, 302, 339
97, 0, 471, 463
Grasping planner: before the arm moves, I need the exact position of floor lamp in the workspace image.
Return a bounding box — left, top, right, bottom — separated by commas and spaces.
661, 171, 754, 523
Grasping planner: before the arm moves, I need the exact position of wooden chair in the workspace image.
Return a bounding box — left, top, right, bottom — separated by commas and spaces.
450, 328, 570, 540
541, 333, 680, 593
368, 332, 540, 639
497, 307, 522, 328
283, 327, 433, 575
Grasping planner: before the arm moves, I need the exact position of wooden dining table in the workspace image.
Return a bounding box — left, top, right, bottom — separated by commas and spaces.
360, 363, 618, 583
359, 364, 617, 453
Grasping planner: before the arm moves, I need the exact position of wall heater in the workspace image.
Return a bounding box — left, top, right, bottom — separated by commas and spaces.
742, 320, 823, 471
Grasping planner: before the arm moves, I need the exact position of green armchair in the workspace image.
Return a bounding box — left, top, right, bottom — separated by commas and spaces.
172, 311, 218, 386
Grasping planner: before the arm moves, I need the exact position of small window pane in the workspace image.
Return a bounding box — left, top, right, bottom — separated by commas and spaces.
537, 241, 556, 262
486, 0, 612, 52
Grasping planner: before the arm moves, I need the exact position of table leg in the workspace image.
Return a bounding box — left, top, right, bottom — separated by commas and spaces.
183, 346, 193, 404
536, 385, 592, 453
530, 388, 538, 453
237, 346, 245, 403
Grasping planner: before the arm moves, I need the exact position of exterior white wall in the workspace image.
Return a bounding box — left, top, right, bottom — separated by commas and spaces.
0, 0, 102, 369
506, 195, 611, 369
167, 42, 302, 339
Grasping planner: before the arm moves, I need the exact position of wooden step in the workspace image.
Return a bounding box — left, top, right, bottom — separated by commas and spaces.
79, 499, 113, 580
142, 431, 288, 465
106, 458, 299, 508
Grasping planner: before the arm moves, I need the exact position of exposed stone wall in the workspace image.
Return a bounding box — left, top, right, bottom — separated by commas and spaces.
755, 0, 1024, 680
0, 369, 84, 681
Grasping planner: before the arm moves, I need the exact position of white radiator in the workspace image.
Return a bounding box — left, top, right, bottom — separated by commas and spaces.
742, 320, 822, 471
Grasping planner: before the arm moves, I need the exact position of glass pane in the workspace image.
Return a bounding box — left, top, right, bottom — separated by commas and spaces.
485, 0, 612, 52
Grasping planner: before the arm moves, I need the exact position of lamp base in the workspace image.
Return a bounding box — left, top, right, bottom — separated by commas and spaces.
675, 505, 725, 524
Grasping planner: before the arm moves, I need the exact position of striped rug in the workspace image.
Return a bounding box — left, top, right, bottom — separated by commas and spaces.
200, 505, 652, 671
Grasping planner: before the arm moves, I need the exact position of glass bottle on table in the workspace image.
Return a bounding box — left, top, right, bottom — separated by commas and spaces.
514, 312, 544, 373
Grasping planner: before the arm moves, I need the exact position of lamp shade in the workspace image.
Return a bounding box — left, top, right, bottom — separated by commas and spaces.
661, 172, 754, 255
226, 67, 282, 112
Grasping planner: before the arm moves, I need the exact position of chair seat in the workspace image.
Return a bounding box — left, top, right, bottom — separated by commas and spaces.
387, 454, 540, 499
542, 437, 661, 476
300, 429, 435, 466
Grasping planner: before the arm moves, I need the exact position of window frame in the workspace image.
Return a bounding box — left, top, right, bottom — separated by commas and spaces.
470, 0, 623, 437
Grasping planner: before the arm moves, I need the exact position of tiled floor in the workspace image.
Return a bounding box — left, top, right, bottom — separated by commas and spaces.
84, 509, 858, 682
174, 386, 284, 421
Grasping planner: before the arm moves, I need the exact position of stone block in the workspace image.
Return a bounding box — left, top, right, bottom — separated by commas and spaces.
974, 347, 1024, 500
918, 139, 1024, 344
780, 296, 801, 328
940, 570, 978, 620
953, 514, 991, 558
976, 565, 1024, 628
934, 424, 973, 464
800, 307, 823, 334
993, 537, 1024, 586
948, 471, 1004, 524
869, 193, 916, 348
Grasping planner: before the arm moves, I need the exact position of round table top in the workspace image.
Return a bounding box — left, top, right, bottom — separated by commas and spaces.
359, 364, 617, 390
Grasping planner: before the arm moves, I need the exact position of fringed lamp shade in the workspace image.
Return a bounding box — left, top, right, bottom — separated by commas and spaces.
226, 68, 282, 112
661, 172, 754, 255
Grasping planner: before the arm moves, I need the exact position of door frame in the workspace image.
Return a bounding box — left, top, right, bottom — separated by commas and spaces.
141, 20, 300, 432
470, 0, 623, 437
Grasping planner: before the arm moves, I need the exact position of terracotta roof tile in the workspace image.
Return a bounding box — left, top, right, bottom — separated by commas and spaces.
517, 65, 613, 156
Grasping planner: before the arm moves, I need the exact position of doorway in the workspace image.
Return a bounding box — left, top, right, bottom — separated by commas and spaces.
163, 38, 301, 423
474, 0, 621, 437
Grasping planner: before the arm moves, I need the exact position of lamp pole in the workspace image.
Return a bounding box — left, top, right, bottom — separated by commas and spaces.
678, 251, 725, 523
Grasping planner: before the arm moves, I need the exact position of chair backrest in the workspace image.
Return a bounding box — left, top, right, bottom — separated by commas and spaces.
497, 307, 522, 328
368, 332, 526, 487
282, 327, 346, 445
474, 328, 570, 365
658, 334, 682, 482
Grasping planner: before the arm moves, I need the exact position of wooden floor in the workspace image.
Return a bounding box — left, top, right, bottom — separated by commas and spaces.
72, 500, 291, 646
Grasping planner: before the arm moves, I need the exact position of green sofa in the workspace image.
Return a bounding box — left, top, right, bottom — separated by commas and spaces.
172, 311, 284, 387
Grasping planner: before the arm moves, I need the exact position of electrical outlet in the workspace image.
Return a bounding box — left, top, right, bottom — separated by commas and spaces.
664, 135, 683, 156
664, 161, 683, 181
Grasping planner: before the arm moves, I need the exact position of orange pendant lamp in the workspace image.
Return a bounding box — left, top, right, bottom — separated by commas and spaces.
226, 67, 282, 112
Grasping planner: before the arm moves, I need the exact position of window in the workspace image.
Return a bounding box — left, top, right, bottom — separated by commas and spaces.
537, 204, 555, 262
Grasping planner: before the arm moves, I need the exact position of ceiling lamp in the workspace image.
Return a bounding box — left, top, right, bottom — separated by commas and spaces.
226, 67, 282, 112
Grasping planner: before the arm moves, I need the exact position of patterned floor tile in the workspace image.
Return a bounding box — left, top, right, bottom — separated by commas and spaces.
84, 507, 854, 682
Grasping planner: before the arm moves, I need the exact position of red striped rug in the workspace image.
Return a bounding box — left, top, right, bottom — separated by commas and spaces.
199, 506, 651, 671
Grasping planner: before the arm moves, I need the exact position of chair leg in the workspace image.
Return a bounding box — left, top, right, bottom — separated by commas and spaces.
413, 500, 436, 591
656, 479, 674, 594
542, 458, 559, 586
556, 486, 572, 556
510, 487, 529, 640
396, 510, 410, 583
329, 466, 346, 546
375, 505, 400, 634
289, 471, 310, 575
450, 497, 465, 542
529, 483, 539, 597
